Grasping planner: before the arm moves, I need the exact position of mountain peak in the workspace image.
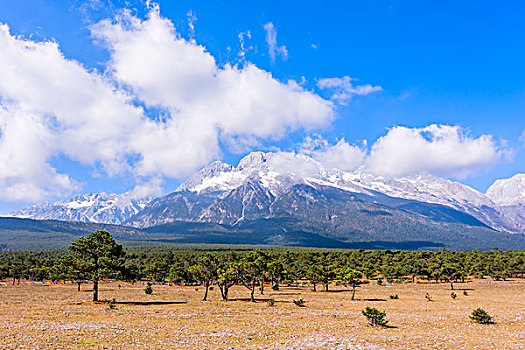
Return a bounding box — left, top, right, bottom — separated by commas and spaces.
237, 151, 268, 170
486, 173, 525, 206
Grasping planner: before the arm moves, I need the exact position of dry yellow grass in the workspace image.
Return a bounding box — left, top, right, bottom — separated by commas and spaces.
0, 279, 524, 349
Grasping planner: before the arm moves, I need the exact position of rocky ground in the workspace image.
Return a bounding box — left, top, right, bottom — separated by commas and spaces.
0, 279, 523, 349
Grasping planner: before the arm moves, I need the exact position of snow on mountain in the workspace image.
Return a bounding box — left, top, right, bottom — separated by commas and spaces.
486, 174, 525, 233
486, 174, 525, 206
10, 192, 152, 225
9, 151, 525, 233
175, 151, 523, 233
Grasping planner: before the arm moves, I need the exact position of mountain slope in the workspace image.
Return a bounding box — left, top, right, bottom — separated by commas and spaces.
10, 193, 152, 225
486, 174, 525, 233
130, 151, 521, 233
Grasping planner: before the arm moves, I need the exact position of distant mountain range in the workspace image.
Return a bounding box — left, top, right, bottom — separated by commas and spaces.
5, 152, 525, 251
11, 192, 152, 225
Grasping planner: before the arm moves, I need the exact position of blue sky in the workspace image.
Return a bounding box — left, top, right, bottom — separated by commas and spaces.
0, 0, 524, 213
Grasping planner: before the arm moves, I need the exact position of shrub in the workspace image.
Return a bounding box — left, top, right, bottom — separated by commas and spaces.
362, 306, 389, 327
425, 293, 432, 301
209, 286, 214, 291
463, 291, 468, 296
144, 282, 153, 295
450, 292, 457, 299
470, 308, 493, 324
267, 298, 275, 307
293, 299, 305, 307
108, 298, 116, 309
389, 294, 399, 300
271, 283, 279, 291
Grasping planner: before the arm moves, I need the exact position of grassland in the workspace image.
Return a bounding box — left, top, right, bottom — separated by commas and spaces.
0, 279, 523, 349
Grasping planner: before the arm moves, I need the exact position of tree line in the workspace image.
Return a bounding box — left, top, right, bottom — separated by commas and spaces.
0, 231, 524, 302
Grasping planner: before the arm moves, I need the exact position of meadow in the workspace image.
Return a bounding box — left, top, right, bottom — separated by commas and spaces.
0, 279, 523, 349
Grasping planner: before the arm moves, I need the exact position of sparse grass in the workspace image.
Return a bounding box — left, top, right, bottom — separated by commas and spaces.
0, 279, 523, 349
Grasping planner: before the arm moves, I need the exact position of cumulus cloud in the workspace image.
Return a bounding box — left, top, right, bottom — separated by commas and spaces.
263, 22, 288, 63
299, 135, 367, 172
0, 104, 78, 202
266, 152, 323, 179
0, 7, 336, 202
317, 76, 382, 105
365, 125, 504, 178
91, 8, 333, 160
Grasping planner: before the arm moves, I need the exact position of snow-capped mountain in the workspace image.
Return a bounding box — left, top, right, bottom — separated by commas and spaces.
122, 151, 523, 234
486, 174, 525, 233
486, 174, 525, 206
10, 151, 525, 235
168, 151, 520, 233
10, 192, 152, 225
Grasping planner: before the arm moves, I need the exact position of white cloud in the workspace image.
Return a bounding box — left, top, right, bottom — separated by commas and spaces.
520, 129, 525, 144
92, 8, 334, 162
186, 10, 197, 40
237, 31, 252, 63
0, 8, 336, 202
266, 152, 323, 180
365, 125, 504, 178
299, 135, 366, 172
0, 104, 78, 202
317, 76, 382, 105
263, 22, 288, 63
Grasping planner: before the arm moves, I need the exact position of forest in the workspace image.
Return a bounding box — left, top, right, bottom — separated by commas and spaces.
1, 230, 523, 303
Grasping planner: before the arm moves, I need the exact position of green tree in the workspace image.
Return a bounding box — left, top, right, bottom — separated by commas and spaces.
188, 254, 218, 301
238, 251, 271, 302
69, 230, 126, 302
340, 268, 364, 301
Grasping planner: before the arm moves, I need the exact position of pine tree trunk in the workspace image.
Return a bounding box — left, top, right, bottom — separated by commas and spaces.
259, 279, 264, 295
351, 285, 356, 300
77, 282, 81, 292
93, 280, 99, 302
250, 280, 256, 302
313, 283, 317, 292
324, 283, 329, 292
203, 281, 209, 301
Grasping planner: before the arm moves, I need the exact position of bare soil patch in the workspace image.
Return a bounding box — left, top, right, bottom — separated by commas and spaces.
0, 280, 524, 349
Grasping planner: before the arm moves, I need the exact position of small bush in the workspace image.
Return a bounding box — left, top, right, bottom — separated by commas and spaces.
293, 299, 305, 307
108, 298, 116, 309
267, 298, 275, 307
389, 294, 399, 300
450, 292, 457, 299
470, 308, 493, 324
144, 282, 153, 295
271, 283, 279, 291
209, 286, 214, 291
463, 291, 468, 296
362, 306, 389, 327
377, 278, 383, 286
425, 293, 432, 301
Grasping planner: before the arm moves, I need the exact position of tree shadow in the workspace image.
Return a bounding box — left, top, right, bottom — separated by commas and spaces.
111, 301, 187, 305
269, 292, 302, 296
226, 298, 290, 303
361, 298, 387, 302
382, 324, 398, 329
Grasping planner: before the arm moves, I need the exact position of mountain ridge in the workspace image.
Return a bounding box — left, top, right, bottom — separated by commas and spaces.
8, 151, 525, 236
